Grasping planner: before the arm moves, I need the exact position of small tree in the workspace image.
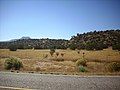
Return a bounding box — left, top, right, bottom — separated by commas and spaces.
82, 52, 85, 59
61, 53, 64, 57
56, 52, 59, 57
50, 48, 55, 57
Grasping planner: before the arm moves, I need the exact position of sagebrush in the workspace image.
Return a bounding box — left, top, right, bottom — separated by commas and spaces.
4, 58, 23, 70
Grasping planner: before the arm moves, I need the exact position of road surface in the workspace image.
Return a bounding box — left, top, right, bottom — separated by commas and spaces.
0, 72, 120, 90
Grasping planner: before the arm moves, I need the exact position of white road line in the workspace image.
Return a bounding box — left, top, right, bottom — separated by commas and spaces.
0, 86, 33, 90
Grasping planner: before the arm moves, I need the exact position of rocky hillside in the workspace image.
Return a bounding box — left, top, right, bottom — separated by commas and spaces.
0, 29, 120, 50
0, 38, 68, 49
69, 29, 120, 50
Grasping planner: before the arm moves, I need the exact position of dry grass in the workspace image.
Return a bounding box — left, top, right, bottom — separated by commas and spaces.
0, 49, 50, 59
0, 49, 120, 62
0, 59, 5, 70
0, 49, 120, 75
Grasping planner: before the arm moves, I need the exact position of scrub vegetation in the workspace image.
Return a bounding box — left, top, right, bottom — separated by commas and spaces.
0, 30, 120, 75
0, 48, 120, 75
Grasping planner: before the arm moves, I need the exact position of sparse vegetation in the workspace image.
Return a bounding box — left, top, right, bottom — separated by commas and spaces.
0, 29, 120, 75
107, 62, 120, 72
76, 57, 87, 72
0, 49, 119, 75
43, 54, 48, 59
76, 58, 87, 67
53, 58, 64, 61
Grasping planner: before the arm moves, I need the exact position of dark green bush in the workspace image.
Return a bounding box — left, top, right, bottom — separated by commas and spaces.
85, 42, 95, 50
112, 44, 120, 51
69, 44, 76, 50
107, 62, 120, 72
4, 58, 23, 70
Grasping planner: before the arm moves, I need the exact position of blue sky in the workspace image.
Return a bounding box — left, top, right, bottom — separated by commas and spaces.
0, 0, 120, 41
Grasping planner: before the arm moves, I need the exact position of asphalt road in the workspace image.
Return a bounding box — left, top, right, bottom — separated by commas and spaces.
0, 72, 120, 90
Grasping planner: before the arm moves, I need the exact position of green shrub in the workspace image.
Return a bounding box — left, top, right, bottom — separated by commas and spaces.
85, 42, 95, 50
69, 44, 76, 50
76, 58, 87, 66
107, 62, 120, 72
4, 58, 13, 70
79, 66, 87, 72
4, 58, 23, 70
112, 44, 120, 51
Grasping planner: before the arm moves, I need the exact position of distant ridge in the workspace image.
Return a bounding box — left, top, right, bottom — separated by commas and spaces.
8, 37, 31, 42
20, 37, 31, 40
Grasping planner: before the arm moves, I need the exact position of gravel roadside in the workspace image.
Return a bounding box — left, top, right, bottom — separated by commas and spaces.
0, 72, 120, 90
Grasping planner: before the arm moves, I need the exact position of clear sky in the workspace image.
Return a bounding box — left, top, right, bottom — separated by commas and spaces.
0, 0, 120, 41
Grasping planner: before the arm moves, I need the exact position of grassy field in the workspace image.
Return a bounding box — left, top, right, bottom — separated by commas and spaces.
0, 49, 120, 75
